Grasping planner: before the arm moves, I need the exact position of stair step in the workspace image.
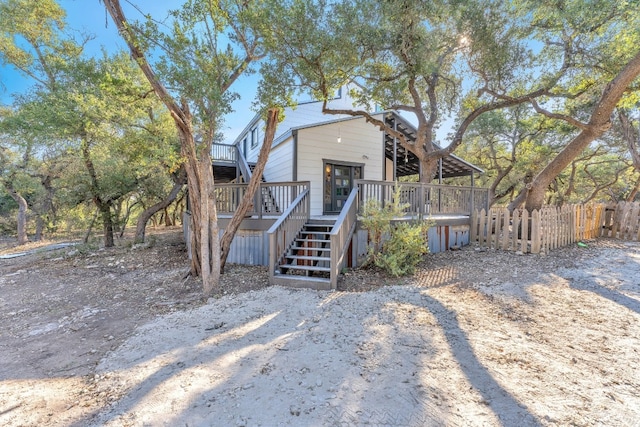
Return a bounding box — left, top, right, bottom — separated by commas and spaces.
308, 218, 336, 225
278, 264, 331, 272
295, 238, 330, 243
285, 255, 330, 261
292, 246, 331, 252
298, 231, 331, 242
291, 244, 331, 252
270, 275, 332, 290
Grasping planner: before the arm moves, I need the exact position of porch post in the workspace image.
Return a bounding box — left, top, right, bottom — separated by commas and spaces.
438, 158, 443, 184
470, 171, 475, 216
235, 145, 240, 182
255, 184, 262, 220
392, 119, 397, 180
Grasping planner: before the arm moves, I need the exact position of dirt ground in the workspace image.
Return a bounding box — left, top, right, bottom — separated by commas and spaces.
0, 228, 639, 426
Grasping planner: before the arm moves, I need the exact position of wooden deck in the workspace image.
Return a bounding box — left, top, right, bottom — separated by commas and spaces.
206, 181, 490, 286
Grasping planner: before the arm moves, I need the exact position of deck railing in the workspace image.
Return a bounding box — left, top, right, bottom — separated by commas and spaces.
212, 143, 237, 163
357, 180, 489, 217
329, 186, 359, 289
215, 181, 308, 218
267, 188, 311, 284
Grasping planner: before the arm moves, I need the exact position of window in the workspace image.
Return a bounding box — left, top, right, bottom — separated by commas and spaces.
250, 127, 259, 148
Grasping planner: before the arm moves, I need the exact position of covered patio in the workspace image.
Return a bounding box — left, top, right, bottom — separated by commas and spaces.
383, 113, 483, 186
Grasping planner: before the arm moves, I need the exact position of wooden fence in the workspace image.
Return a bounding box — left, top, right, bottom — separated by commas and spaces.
471, 202, 640, 254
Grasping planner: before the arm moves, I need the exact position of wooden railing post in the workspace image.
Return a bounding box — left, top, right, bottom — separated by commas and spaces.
255, 184, 262, 219
330, 187, 359, 290
470, 186, 475, 217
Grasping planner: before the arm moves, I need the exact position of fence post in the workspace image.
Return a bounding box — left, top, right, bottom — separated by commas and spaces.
470, 185, 475, 217
470, 208, 477, 242
512, 210, 520, 252
479, 209, 487, 247
501, 208, 510, 250
531, 209, 540, 254
255, 185, 262, 220
521, 209, 529, 253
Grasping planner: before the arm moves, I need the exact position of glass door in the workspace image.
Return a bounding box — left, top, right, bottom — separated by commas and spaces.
324, 162, 362, 214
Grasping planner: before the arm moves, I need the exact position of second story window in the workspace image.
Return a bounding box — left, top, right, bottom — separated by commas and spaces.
251, 127, 259, 148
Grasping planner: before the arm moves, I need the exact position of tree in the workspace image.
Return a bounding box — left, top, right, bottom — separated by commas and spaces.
0, 0, 82, 243
219, 107, 279, 272
262, 0, 640, 208
0, 143, 30, 244
509, 50, 640, 210
13, 52, 170, 247
259, 0, 579, 182
505, 0, 640, 210
0, 121, 64, 242
102, 0, 281, 296
460, 107, 550, 206
618, 108, 640, 172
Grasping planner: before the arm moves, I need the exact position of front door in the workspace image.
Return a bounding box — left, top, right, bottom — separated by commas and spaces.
324, 162, 362, 214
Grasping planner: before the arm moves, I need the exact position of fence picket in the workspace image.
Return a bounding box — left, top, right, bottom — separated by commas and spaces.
531, 209, 541, 254
501, 208, 511, 250
512, 210, 520, 252
494, 209, 502, 249
520, 210, 529, 253
479, 209, 487, 247
470, 202, 639, 253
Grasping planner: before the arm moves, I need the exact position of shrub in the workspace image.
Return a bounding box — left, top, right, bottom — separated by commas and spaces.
374, 221, 430, 276
360, 183, 432, 277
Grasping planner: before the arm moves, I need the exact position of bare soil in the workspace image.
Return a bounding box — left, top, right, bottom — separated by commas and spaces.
0, 228, 639, 426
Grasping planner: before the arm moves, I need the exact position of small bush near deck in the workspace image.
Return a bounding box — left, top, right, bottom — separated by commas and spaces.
360, 183, 432, 277
374, 221, 430, 276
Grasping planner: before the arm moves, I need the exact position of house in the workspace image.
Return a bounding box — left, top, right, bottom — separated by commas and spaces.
206, 86, 488, 289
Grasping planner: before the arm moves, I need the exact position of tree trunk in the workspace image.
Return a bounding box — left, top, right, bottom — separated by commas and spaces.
104, 0, 225, 297
619, 109, 640, 171
8, 188, 29, 245
511, 50, 640, 211
627, 175, 640, 202
418, 156, 439, 183
34, 174, 56, 241
134, 177, 185, 243
83, 207, 100, 244
81, 136, 115, 248
35, 216, 45, 241
99, 200, 115, 248
219, 108, 279, 272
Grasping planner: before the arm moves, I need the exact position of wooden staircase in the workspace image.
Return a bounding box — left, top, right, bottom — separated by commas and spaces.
246, 163, 280, 214
274, 219, 335, 290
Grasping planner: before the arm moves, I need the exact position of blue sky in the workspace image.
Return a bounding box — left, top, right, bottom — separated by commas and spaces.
0, 0, 258, 144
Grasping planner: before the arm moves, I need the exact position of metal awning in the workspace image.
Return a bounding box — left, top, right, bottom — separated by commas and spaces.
384, 112, 483, 179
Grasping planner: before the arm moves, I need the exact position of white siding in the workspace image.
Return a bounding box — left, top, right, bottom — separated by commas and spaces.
263, 137, 293, 183
272, 83, 366, 142
297, 118, 384, 215
244, 121, 264, 163
238, 83, 371, 163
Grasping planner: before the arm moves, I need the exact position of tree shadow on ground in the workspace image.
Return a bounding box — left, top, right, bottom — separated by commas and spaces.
418, 292, 541, 426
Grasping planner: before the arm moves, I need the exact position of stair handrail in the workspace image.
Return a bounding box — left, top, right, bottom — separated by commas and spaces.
267, 185, 310, 285
329, 186, 359, 289
236, 145, 253, 183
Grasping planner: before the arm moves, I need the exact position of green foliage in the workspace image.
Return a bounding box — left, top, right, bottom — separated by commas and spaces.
0, 0, 82, 89
374, 221, 430, 277
359, 184, 431, 277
